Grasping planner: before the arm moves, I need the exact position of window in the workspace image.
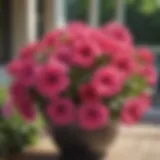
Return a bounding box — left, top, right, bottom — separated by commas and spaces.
126, 2, 160, 45
66, 0, 89, 22
66, 0, 116, 25
99, 0, 117, 25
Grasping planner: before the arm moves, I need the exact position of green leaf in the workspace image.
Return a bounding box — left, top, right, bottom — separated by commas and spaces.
121, 75, 147, 98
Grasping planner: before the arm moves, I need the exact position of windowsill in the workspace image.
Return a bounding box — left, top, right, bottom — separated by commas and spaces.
142, 108, 160, 124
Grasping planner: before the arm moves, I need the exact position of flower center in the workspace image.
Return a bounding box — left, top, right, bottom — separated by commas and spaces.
118, 61, 128, 70
101, 76, 112, 85
88, 109, 99, 119
128, 106, 138, 117
86, 88, 95, 98
81, 47, 91, 57
57, 105, 66, 114
115, 31, 124, 40
48, 74, 58, 83
24, 66, 33, 76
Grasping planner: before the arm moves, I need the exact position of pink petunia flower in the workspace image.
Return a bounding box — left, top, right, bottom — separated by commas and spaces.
91, 66, 123, 97
120, 98, 146, 125
35, 61, 69, 97
19, 42, 39, 60
138, 65, 157, 86
137, 46, 154, 64
111, 53, 135, 80
54, 45, 73, 66
77, 103, 109, 130
46, 98, 75, 126
10, 81, 36, 121
40, 29, 65, 49
102, 21, 133, 44
7, 60, 35, 86
72, 41, 95, 68
79, 83, 99, 102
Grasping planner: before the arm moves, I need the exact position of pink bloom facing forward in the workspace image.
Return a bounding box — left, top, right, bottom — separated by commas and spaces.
7, 60, 35, 86
10, 81, 36, 121
72, 41, 95, 68
121, 98, 145, 125
92, 66, 123, 97
78, 103, 109, 131
79, 84, 99, 102
36, 61, 69, 97
102, 21, 132, 44
46, 98, 74, 126
137, 46, 154, 64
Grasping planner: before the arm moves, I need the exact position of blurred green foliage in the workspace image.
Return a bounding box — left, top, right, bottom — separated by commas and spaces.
0, 88, 7, 106
127, 0, 160, 14
0, 89, 41, 157
0, 114, 38, 157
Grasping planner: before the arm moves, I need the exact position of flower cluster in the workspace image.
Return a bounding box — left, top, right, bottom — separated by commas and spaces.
7, 21, 156, 131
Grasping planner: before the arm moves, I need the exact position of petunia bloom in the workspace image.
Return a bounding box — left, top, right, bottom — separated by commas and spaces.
139, 65, 157, 86
79, 83, 99, 102
102, 21, 133, 44
120, 98, 145, 125
7, 59, 35, 86
137, 46, 154, 64
36, 61, 69, 97
72, 41, 95, 68
91, 66, 123, 97
111, 53, 134, 80
54, 45, 73, 66
46, 98, 74, 125
78, 103, 109, 130
10, 81, 36, 121
19, 42, 39, 60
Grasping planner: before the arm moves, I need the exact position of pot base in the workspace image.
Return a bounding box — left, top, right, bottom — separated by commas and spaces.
58, 144, 106, 160
50, 124, 118, 160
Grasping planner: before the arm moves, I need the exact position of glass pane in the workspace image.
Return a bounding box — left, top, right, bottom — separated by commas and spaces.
66, 0, 89, 22
126, 1, 160, 45
66, 0, 116, 24
99, 0, 116, 25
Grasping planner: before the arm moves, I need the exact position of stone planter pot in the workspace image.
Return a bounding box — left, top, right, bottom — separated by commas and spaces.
46, 122, 118, 160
